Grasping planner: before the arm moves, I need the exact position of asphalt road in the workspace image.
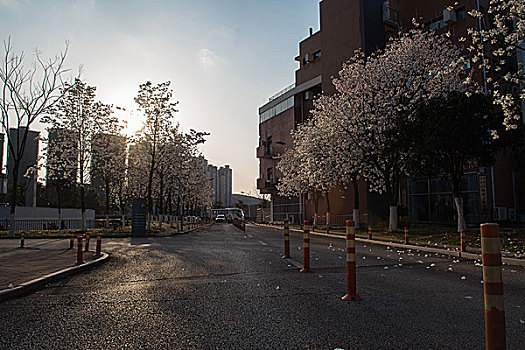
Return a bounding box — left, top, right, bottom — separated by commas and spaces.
1, 223, 524, 349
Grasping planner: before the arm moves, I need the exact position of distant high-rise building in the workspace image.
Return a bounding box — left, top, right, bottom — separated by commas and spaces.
206, 164, 219, 204
90, 133, 127, 194
203, 161, 232, 208
218, 165, 232, 208
7, 127, 39, 207
46, 128, 78, 184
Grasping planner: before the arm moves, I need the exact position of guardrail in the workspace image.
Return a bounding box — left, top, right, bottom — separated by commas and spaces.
0, 219, 95, 231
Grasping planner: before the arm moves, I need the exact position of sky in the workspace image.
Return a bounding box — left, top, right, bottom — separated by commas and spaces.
0, 0, 321, 196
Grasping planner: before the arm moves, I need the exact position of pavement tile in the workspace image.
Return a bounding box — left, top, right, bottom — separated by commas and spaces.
0, 239, 99, 289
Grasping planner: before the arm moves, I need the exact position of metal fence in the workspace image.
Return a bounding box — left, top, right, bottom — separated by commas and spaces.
0, 219, 95, 231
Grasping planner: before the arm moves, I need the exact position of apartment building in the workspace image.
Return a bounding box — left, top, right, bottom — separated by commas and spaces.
206, 162, 232, 208
7, 127, 39, 207
257, 0, 524, 225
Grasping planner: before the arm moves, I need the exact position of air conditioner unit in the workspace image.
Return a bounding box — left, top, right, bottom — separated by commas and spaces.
493, 207, 507, 221
508, 209, 517, 221
443, 9, 457, 23
304, 91, 313, 100
304, 53, 314, 63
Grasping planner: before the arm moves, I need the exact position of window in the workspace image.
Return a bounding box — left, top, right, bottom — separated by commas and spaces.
259, 96, 295, 124
313, 50, 321, 59
267, 167, 273, 182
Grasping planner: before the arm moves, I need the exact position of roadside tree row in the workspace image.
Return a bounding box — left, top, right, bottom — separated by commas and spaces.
278, 27, 523, 232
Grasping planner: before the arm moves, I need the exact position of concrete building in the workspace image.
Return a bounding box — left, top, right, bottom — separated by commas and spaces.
7, 127, 39, 207
90, 133, 127, 194
205, 161, 232, 208
218, 165, 232, 208
206, 164, 219, 203
257, 0, 524, 225
46, 128, 78, 184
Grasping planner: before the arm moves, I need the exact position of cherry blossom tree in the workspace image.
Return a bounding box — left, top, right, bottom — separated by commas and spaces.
43, 78, 118, 232
406, 92, 512, 232
45, 128, 77, 235
311, 94, 364, 229
325, 28, 473, 232
134, 81, 178, 231
277, 114, 343, 229
91, 131, 127, 228
468, 0, 524, 131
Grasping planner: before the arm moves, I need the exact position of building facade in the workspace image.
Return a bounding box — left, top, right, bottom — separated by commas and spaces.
218, 165, 232, 208
46, 128, 78, 184
7, 127, 39, 207
257, 0, 524, 225
205, 161, 232, 208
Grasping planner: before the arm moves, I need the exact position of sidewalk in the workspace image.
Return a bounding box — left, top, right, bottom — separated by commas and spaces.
255, 223, 525, 267
0, 238, 108, 300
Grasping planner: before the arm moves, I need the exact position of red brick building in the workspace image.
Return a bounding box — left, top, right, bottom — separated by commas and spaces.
256, 0, 524, 226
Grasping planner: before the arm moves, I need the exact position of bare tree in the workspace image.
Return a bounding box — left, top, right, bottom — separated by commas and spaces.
0, 38, 69, 235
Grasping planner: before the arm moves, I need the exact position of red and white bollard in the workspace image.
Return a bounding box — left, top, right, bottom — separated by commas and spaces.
69, 236, 74, 250
20, 232, 24, 248
300, 221, 311, 273
342, 220, 361, 301
368, 225, 372, 240
283, 219, 290, 258
76, 236, 84, 265
404, 226, 409, 245
481, 223, 506, 350
96, 234, 102, 257
460, 230, 467, 252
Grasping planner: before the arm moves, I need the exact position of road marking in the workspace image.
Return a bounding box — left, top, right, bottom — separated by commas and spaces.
257, 240, 268, 246
248, 234, 254, 238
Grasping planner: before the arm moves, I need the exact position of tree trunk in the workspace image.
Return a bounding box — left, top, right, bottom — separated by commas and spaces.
105, 179, 110, 229
80, 184, 86, 232
389, 206, 398, 232
313, 192, 319, 230
352, 181, 360, 230
388, 178, 400, 232
454, 196, 466, 232
451, 173, 466, 233
325, 191, 331, 228
158, 170, 164, 229
9, 160, 20, 237
57, 182, 62, 236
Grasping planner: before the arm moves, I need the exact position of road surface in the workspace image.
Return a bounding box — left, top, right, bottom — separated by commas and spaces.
1, 223, 523, 349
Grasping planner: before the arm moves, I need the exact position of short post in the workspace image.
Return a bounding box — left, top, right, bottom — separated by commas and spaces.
85, 233, 90, 252
342, 220, 361, 301
404, 226, 409, 245
69, 236, 74, 250
368, 225, 372, 239
283, 219, 290, 258
300, 221, 311, 273
481, 223, 506, 350
76, 236, 84, 265
20, 232, 24, 248
326, 222, 330, 234
96, 234, 102, 257
460, 230, 467, 252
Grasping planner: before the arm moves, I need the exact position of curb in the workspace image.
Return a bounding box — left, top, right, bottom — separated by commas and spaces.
0, 252, 110, 303
169, 223, 212, 236
255, 224, 525, 267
